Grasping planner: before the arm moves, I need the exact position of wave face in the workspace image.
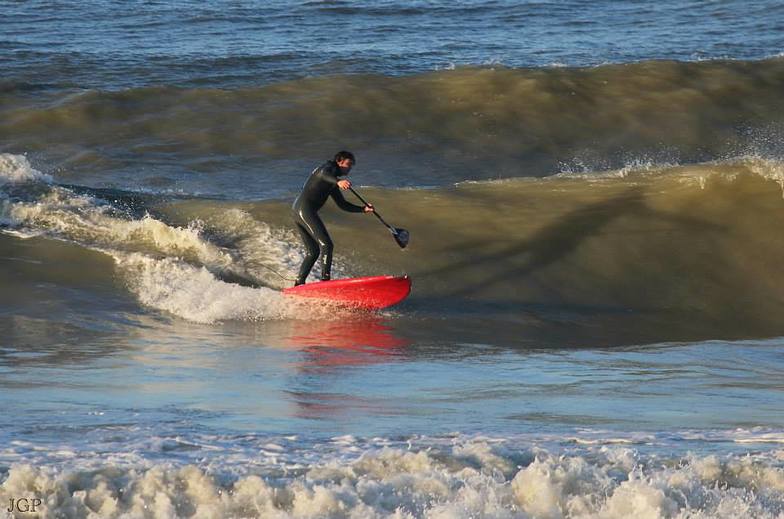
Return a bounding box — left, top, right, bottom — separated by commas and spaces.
154, 158, 784, 343
3, 59, 784, 197
4, 152, 784, 344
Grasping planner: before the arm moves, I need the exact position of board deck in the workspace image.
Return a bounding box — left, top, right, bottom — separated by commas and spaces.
282, 275, 411, 310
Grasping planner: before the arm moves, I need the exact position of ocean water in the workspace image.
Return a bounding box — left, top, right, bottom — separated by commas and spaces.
2, 1, 784, 517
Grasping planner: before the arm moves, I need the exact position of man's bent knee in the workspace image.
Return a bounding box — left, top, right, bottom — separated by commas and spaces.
319, 241, 333, 255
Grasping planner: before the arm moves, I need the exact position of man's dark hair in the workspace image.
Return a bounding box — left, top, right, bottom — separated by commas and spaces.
334, 150, 355, 164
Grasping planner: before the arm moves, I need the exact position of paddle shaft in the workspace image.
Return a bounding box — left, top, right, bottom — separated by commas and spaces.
349, 187, 397, 233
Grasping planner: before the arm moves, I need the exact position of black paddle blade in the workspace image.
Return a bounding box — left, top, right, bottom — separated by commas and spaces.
392, 227, 410, 248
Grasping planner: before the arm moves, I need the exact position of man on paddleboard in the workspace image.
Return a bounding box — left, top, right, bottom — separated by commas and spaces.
292, 151, 374, 286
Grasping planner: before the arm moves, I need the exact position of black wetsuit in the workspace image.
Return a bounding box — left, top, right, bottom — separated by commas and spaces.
292, 160, 364, 285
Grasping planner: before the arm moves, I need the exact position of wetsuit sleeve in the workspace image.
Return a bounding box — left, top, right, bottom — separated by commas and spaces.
330, 188, 365, 213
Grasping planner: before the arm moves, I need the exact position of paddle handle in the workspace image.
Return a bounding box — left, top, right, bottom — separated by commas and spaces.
349, 187, 396, 233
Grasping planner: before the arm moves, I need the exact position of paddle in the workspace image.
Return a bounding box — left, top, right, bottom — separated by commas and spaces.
349, 187, 409, 249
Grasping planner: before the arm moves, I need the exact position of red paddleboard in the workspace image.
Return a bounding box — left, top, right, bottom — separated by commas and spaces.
283, 275, 411, 310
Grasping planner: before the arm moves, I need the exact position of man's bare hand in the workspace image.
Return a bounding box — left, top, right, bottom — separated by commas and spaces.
363, 203, 375, 213
337, 179, 352, 190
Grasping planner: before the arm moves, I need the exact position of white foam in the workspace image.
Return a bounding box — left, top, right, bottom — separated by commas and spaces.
678, 428, 784, 445
196, 208, 312, 289
555, 158, 679, 180
114, 252, 314, 323
744, 156, 784, 198
0, 153, 52, 185
3, 188, 231, 269
2, 438, 783, 519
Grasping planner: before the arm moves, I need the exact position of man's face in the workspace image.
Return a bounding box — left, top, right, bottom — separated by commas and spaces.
336, 158, 354, 174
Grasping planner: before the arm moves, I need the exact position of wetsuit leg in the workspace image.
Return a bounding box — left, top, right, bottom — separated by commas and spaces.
294, 208, 334, 283
295, 222, 320, 285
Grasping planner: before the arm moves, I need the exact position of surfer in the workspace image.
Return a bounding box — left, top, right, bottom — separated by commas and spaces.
292, 151, 374, 286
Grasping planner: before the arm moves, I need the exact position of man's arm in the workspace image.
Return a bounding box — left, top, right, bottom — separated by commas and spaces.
330, 188, 365, 213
